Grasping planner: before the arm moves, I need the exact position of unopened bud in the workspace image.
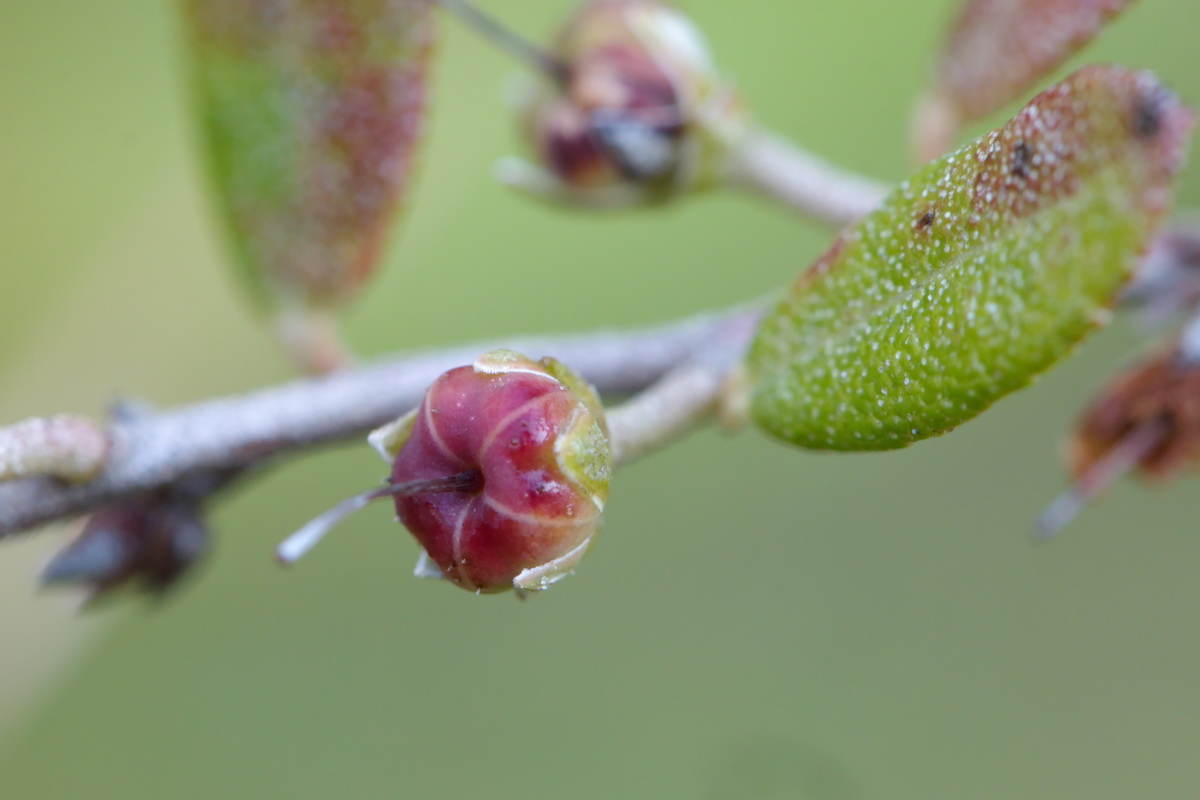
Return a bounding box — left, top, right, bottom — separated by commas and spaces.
501, 0, 746, 208
279, 350, 612, 595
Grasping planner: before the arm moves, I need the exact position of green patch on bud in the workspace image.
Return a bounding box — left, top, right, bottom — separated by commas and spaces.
541, 356, 609, 436
555, 407, 612, 512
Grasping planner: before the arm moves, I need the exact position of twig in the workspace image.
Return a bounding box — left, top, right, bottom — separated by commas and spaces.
433, 0, 567, 83
608, 319, 756, 466
1119, 214, 1200, 326
608, 363, 728, 466
275, 305, 356, 376
0, 307, 758, 539
726, 128, 890, 227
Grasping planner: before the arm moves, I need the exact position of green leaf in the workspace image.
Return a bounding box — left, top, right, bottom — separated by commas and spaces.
749, 66, 1193, 452
182, 0, 435, 312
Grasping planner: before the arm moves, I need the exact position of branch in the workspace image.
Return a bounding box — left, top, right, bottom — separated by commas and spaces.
607, 324, 753, 466
726, 128, 890, 227
0, 307, 759, 539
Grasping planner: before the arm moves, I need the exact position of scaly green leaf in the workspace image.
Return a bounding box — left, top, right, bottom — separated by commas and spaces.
749, 66, 1193, 451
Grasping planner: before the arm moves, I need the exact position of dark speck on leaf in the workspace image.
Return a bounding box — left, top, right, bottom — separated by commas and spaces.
1133, 92, 1163, 139
916, 210, 935, 230
1011, 140, 1030, 177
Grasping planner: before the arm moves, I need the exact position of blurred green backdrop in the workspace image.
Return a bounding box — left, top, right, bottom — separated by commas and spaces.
1, 1, 1198, 798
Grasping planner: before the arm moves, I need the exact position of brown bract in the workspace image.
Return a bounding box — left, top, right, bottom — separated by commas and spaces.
1071, 347, 1200, 479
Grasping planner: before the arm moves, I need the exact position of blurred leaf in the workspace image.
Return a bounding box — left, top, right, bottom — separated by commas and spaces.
182, 0, 436, 365
1036, 328, 1200, 536
749, 66, 1193, 451
913, 0, 1135, 161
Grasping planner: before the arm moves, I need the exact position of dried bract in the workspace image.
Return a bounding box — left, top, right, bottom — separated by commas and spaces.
1071, 345, 1200, 481
43, 498, 210, 601
1037, 330, 1200, 536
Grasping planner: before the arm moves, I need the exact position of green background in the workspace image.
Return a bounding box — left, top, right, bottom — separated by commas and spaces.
1, 1, 1198, 798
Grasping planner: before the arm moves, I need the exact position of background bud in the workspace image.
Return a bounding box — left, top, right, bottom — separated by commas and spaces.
377, 350, 611, 594
501, 0, 746, 208
1037, 324, 1200, 537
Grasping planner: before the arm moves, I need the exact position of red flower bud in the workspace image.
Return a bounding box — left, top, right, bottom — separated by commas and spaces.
279, 351, 611, 595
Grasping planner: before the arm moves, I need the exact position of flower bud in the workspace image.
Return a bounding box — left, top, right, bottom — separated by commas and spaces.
278, 350, 612, 595
501, 0, 747, 208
